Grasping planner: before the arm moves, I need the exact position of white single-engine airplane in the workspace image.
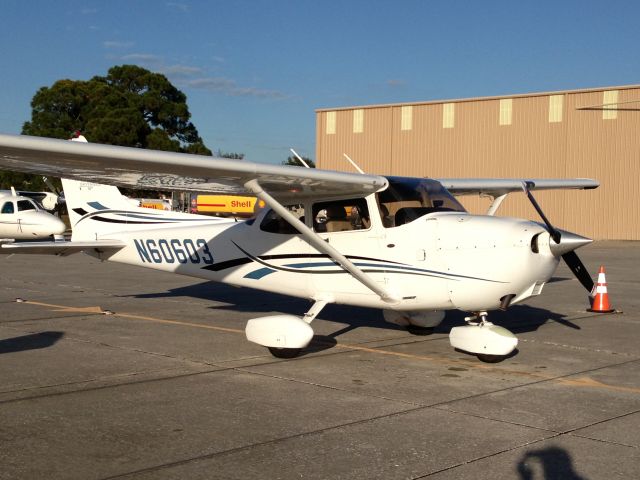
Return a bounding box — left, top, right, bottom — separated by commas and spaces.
0, 186, 66, 240
0, 188, 59, 211
0, 133, 599, 362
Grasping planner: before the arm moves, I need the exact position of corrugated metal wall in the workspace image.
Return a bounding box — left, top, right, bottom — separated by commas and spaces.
316, 86, 640, 240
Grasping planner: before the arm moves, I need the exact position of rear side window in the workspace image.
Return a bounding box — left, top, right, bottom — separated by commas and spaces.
259, 205, 304, 234
1, 201, 14, 214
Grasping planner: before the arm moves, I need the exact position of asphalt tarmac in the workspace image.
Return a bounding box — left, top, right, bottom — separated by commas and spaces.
1, 241, 638, 479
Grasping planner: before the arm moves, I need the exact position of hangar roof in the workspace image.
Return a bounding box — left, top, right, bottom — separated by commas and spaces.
315, 83, 640, 112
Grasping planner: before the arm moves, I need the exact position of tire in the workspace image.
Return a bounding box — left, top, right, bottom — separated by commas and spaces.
268, 347, 302, 359
406, 325, 434, 336
476, 353, 506, 363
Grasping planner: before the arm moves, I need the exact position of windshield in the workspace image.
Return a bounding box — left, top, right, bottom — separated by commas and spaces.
377, 177, 466, 227
17, 199, 37, 211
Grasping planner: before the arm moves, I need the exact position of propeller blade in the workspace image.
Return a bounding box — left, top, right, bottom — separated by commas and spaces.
522, 182, 594, 294
522, 182, 561, 243
562, 251, 594, 293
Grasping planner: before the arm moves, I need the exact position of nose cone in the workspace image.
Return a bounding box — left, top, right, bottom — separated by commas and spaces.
549, 229, 592, 257
31, 212, 66, 237
45, 215, 67, 236
50, 216, 67, 235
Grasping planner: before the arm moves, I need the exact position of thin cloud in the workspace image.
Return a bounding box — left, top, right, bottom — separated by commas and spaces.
120, 53, 162, 64
103, 40, 135, 49
186, 77, 235, 90
387, 79, 407, 88
166, 2, 189, 12
108, 52, 288, 99
162, 65, 203, 76
229, 86, 289, 99
184, 77, 288, 99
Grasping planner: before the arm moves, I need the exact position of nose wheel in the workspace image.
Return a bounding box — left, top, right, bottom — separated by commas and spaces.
466, 313, 507, 363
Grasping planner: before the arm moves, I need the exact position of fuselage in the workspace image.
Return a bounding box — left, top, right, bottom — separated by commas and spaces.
77, 184, 560, 314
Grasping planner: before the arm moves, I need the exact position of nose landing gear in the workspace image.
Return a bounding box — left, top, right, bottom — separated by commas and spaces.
449, 311, 518, 363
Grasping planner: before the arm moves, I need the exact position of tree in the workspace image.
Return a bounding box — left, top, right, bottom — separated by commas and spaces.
215, 149, 245, 160
23, 65, 210, 151
282, 155, 315, 168
1, 65, 211, 190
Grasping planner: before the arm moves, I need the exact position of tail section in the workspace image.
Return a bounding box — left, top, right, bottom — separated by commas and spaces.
62, 135, 234, 240
61, 178, 233, 240
62, 179, 137, 228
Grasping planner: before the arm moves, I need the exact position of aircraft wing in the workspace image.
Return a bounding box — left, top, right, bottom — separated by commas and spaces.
436, 178, 599, 197
0, 134, 387, 201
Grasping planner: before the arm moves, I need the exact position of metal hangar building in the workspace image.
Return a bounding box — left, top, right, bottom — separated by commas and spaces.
315, 85, 640, 240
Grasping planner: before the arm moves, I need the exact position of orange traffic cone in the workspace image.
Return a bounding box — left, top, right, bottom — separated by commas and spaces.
588, 265, 615, 313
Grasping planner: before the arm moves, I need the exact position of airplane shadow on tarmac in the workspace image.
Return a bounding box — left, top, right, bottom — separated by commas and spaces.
0, 331, 64, 354
126, 277, 582, 346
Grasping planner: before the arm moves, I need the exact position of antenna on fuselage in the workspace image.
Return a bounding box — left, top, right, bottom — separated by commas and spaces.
289, 148, 311, 168
343, 153, 365, 174
42, 176, 60, 195
10, 186, 17, 197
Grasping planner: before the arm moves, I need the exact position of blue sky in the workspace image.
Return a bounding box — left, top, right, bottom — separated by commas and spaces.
1, 1, 639, 164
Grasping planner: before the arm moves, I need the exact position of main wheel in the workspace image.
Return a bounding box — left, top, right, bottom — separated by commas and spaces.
476, 353, 506, 363
268, 347, 302, 359
406, 325, 434, 336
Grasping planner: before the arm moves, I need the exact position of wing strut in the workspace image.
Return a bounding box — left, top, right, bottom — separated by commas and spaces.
244, 179, 400, 304
486, 193, 508, 216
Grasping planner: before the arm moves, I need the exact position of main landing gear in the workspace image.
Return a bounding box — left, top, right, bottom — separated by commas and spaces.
449, 311, 518, 363
267, 347, 302, 359
247, 304, 517, 362
245, 299, 329, 359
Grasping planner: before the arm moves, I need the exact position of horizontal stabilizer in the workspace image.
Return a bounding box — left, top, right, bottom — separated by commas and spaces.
0, 240, 126, 256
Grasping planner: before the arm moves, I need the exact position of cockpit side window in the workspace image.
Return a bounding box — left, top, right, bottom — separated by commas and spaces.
1, 201, 15, 214
259, 205, 304, 234
312, 198, 370, 233
17, 200, 37, 212
377, 178, 466, 227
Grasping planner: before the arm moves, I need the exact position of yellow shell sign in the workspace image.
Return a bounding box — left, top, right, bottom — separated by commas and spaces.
195, 195, 262, 214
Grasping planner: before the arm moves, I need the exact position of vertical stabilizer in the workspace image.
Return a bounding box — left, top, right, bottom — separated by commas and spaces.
61, 178, 233, 241
62, 134, 233, 240
61, 179, 137, 229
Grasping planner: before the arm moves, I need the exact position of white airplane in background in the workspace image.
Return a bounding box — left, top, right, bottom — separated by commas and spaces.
0, 186, 66, 240
0, 133, 599, 362
0, 188, 59, 211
